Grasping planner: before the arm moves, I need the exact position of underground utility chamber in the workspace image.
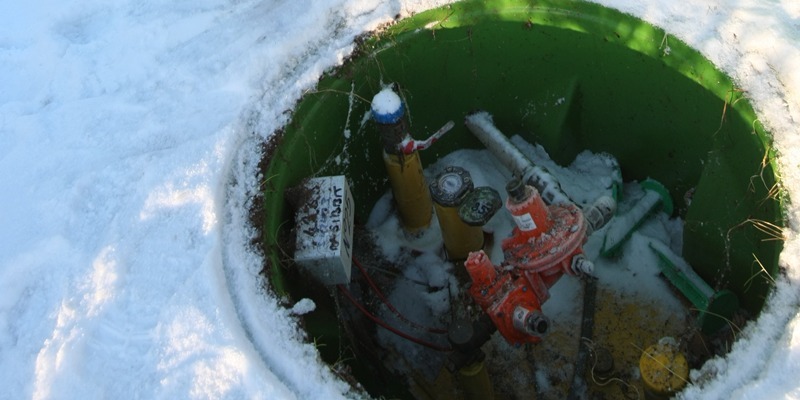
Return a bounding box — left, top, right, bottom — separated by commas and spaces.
258, 1, 784, 398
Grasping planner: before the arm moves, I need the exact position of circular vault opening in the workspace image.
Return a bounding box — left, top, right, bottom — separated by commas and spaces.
257, 1, 784, 398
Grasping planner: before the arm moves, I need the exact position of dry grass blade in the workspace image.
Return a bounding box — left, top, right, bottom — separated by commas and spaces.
713, 88, 746, 137
304, 88, 372, 105
631, 342, 691, 387
689, 307, 743, 343
748, 144, 785, 207
728, 218, 785, 242
744, 253, 777, 291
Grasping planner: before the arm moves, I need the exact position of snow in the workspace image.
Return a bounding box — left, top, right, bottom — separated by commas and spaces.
290, 299, 317, 316
370, 87, 403, 117
0, 0, 798, 399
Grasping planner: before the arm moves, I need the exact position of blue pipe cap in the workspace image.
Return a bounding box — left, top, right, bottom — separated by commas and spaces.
371, 87, 404, 124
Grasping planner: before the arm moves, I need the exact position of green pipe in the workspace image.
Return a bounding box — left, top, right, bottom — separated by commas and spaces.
650, 240, 740, 334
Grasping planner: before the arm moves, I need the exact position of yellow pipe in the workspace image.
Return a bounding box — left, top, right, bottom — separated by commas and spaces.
383, 151, 432, 234
459, 361, 495, 400
434, 202, 484, 261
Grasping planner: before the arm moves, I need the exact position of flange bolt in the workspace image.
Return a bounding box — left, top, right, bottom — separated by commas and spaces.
571, 254, 595, 276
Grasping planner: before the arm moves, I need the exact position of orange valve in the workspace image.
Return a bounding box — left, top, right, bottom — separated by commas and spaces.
465, 250, 548, 345
462, 178, 593, 345
502, 180, 591, 277
464, 250, 497, 289
505, 178, 551, 238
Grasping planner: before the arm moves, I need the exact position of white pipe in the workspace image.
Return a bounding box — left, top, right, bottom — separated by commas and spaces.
464, 111, 615, 234
465, 112, 572, 204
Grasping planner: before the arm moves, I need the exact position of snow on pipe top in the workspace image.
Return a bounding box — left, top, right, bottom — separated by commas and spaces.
464, 111, 617, 235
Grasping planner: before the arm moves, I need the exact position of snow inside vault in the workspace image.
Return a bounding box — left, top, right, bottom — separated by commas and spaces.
0, 0, 798, 399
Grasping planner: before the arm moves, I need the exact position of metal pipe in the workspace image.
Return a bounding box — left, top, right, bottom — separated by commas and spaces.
447, 316, 497, 400
372, 87, 434, 234
430, 166, 484, 260
459, 361, 495, 400
383, 151, 432, 233
464, 111, 616, 234
465, 111, 571, 205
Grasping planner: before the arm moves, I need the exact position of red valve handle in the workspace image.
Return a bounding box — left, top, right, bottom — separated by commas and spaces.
399, 120, 455, 155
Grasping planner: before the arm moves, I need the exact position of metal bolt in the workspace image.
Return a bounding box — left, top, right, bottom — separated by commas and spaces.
571, 254, 594, 275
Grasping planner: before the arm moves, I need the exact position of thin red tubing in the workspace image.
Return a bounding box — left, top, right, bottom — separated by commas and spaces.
352, 257, 448, 334
337, 284, 452, 352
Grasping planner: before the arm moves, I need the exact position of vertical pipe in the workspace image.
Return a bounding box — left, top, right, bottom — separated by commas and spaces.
383, 151, 433, 233
431, 166, 484, 260
372, 86, 433, 234
459, 361, 495, 400
434, 202, 484, 260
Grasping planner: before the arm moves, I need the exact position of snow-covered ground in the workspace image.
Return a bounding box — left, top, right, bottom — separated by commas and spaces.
0, 0, 797, 399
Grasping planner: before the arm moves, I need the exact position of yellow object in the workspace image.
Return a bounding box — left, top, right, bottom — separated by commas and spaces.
383, 151, 432, 233
434, 202, 484, 260
459, 361, 495, 400
639, 339, 689, 399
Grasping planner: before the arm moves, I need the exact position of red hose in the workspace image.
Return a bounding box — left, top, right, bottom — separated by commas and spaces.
352, 257, 448, 334
337, 284, 452, 352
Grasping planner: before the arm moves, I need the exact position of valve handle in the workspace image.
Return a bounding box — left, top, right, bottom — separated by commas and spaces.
400, 120, 455, 154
